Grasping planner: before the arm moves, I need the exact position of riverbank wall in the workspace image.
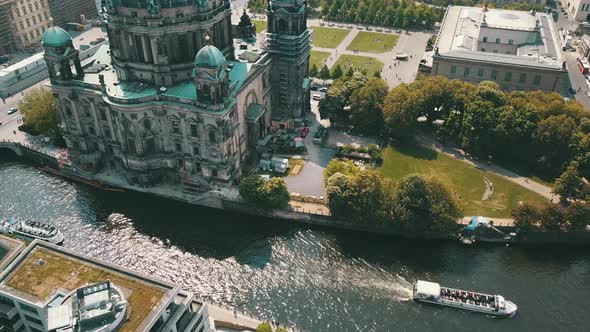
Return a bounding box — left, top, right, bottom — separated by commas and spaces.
2, 143, 590, 245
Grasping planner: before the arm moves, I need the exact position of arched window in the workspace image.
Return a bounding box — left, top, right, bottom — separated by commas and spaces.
209, 129, 216, 143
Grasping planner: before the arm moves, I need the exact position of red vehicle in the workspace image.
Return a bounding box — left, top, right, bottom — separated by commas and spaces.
301, 127, 309, 138
578, 58, 590, 74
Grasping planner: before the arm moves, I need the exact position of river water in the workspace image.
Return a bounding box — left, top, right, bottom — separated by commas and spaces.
1, 158, 589, 332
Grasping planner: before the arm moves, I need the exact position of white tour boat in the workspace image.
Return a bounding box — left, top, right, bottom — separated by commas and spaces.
413, 280, 517, 317
0, 218, 64, 245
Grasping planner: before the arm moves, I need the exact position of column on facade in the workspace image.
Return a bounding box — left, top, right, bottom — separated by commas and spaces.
88, 101, 101, 140
141, 36, 151, 63
187, 31, 195, 59
68, 99, 84, 138
104, 106, 117, 143
150, 37, 159, 65
128, 33, 135, 61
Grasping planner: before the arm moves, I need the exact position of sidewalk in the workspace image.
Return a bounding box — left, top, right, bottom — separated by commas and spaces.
416, 135, 557, 202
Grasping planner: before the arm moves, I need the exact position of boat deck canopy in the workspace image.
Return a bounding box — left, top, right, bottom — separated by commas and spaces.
415, 280, 441, 297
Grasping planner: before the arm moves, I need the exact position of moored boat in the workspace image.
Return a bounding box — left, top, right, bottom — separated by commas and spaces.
413, 280, 517, 317
0, 218, 64, 245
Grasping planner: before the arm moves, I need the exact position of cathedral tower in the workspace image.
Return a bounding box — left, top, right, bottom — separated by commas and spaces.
266, 0, 311, 121
42, 25, 84, 82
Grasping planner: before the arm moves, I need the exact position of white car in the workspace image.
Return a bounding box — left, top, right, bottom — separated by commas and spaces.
312, 94, 322, 101
41, 137, 51, 143
7, 107, 17, 114
318, 87, 328, 93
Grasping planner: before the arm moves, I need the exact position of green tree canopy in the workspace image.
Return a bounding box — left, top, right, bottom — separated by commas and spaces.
553, 163, 582, 203
331, 64, 343, 79
391, 174, 462, 236
511, 203, 540, 231
319, 65, 331, 80
539, 203, 565, 231
349, 77, 389, 135
239, 176, 290, 208
566, 202, 590, 231
326, 169, 388, 223
255, 322, 273, 332
310, 64, 319, 77
18, 87, 58, 136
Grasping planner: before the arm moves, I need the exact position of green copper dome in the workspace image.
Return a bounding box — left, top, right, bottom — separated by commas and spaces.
42, 26, 72, 47
194, 45, 226, 68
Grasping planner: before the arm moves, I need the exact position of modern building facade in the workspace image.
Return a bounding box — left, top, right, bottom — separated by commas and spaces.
43, 0, 310, 191
431, 6, 567, 93
563, 0, 590, 21
9, 0, 52, 49
0, 240, 211, 332
49, 0, 98, 27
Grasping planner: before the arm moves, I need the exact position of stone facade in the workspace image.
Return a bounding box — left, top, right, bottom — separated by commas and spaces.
10, 0, 52, 49
43, 0, 308, 192
266, 0, 311, 125
49, 0, 98, 27
432, 6, 567, 94
563, 0, 590, 21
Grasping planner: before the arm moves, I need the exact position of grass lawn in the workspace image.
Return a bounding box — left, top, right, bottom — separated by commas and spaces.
310, 50, 331, 70
289, 157, 305, 176
252, 20, 268, 33
333, 54, 383, 76
346, 31, 400, 53
311, 26, 351, 48
378, 144, 548, 218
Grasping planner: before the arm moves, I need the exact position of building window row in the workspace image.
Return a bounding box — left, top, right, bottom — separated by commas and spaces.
450, 65, 542, 86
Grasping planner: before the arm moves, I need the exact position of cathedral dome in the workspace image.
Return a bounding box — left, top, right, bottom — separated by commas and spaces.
42, 26, 72, 47
194, 44, 226, 68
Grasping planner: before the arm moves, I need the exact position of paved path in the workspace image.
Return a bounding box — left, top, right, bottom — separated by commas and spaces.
417, 135, 558, 202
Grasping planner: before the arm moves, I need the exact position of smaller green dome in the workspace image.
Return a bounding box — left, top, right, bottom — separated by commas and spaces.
42, 26, 72, 47
194, 45, 226, 68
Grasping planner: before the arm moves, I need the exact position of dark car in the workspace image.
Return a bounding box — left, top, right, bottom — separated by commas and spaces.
7, 107, 17, 114
569, 87, 577, 94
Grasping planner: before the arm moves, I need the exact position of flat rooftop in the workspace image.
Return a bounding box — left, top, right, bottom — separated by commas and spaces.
435, 6, 564, 70
0, 241, 178, 332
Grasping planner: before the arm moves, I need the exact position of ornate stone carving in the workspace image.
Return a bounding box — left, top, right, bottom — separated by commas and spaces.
147, 0, 161, 15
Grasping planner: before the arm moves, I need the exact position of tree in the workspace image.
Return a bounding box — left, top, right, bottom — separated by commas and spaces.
319, 65, 331, 80
345, 66, 354, 77
511, 203, 540, 231
256, 322, 273, 332
566, 202, 590, 231
239, 175, 265, 203
262, 177, 290, 208
391, 174, 462, 236
534, 115, 577, 173
18, 87, 58, 136
552, 163, 582, 203
372, 70, 381, 78
349, 77, 389, 134
326, 169, 388, 223
239, 176, 290, 208
323, 159, 359, 184
539, 203, 565, 231
275, 328, 288, 332
331, 64, 343, 79
310, 64, 319, 77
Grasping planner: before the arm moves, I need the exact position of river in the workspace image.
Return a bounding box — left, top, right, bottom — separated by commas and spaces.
1, 157, 589, 332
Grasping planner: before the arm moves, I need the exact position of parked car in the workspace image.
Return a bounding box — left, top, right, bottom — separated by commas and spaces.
41, 137, 51, 143
569, 87, 577, 94
310, 85, 319, 91
312, 94, 322, 101
318, 87, 328, 93
7, 107, 17, 114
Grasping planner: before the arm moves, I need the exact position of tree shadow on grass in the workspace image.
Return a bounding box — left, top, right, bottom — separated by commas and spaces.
390, 140, 437, 161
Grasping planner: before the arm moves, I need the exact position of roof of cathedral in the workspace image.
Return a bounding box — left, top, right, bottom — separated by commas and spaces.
42, 26, 72, 47
194, 44, 226, 67
81, 45, 252, 108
